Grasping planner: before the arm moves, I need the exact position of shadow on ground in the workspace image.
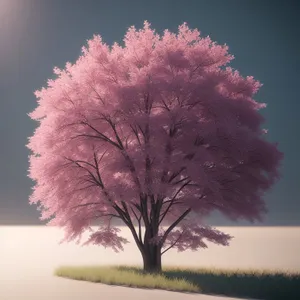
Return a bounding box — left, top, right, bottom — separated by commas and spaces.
116, 266, 300, 300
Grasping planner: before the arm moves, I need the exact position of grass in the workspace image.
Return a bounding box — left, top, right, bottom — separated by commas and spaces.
55, 265, 199, 293
55, 265, 300, 300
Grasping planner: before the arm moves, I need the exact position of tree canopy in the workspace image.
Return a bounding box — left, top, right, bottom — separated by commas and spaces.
27, 22, 283, 272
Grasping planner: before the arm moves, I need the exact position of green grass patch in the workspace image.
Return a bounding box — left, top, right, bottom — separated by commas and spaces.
55, 265, 300, 299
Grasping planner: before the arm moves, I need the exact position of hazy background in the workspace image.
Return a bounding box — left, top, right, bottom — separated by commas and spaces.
0, 0, 299, 225
1, 226, 300, 276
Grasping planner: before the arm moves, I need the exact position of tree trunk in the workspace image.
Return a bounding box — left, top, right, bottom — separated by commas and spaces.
141, 244, 162, 273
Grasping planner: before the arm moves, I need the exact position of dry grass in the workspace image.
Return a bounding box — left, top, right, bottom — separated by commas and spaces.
55, 265, 300, 299
55, 265, 199, 293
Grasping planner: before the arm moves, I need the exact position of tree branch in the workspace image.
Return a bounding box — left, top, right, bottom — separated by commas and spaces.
87, 83, 105, 104
160, 208, 191, 246
93, 148, 107, 184
70, 133, 120, 149
161, 229, 185, 255
112, 202, 144, 251
167, 167, 186, 183
131, 207, 143, 243
103, 116, 143, 194
93, 211, 121, 219
71, 202, 102, 209
63, 156, 103, 187
129, 124, 142, 146
172, 176, 190, 185
159, 180, 191, 225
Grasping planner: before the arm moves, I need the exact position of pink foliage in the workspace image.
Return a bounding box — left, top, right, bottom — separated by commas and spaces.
162, 224, 232, 252
27, 21, 283, 253
82, 227, 129, 252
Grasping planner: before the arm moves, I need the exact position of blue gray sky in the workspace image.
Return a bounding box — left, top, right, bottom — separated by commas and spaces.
0, 0, 299, 225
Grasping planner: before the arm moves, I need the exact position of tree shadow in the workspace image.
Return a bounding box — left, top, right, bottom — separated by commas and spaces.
116, 266, 300, 300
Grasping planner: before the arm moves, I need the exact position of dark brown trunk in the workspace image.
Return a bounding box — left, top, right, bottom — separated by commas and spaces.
141, 244, 162, 273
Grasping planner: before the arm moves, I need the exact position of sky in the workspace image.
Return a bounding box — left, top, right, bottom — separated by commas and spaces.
0, 0, 299, 226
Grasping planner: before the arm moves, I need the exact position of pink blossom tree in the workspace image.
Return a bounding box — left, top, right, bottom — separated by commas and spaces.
27, 22, 283, 273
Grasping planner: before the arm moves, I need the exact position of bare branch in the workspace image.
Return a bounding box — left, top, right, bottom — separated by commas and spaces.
112, 202, 144, 251
162, 199, 183, 206
160, 208, 191, 246
172, 176, 190, 185
93, 149, 107, 184
70, 133, 120, 150
159, 180, 191, 225
130, 124, 142, 146
71, 202, 102, 209
137, 124, 146, 139
104, 116, 124, 148
60, 146, 143, 251
152, 105, 171, 111
63, 156, 103, 187
81, 120, 122, 149
161, 230, 185, 255
102, 116, 143, 193
63, 158, 97, 170
72, 183, 96, 192
168, 167, 186, 183
87, 83, 105, 104
136, 194, 150, 232
160, 95, 171, 111
131, 207, 143, 242
93, 211, 121, 219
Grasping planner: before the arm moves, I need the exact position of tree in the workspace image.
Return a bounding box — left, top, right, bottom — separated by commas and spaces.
27, 22, 283, 273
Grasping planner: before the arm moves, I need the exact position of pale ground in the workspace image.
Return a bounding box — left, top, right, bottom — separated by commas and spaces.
0, 226, 299, 300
